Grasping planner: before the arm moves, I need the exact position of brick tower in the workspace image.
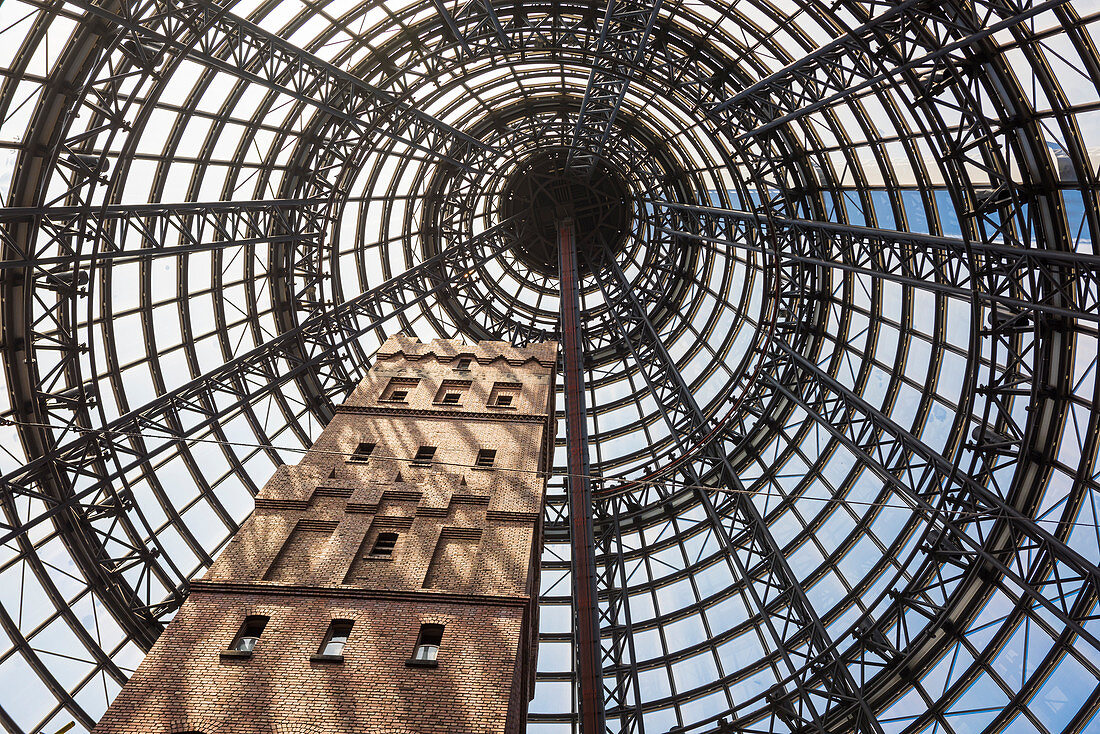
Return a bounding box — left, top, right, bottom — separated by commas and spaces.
94, 336, 557, 734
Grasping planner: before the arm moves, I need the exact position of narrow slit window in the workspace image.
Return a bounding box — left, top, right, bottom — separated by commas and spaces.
231, 615, 268, 654
318, 620, 353, 657
475, 449, 496, 468
371, 532, 398, 556
411, 624, 444, 664
350, 442, 376, 463
412, 446, 436, 466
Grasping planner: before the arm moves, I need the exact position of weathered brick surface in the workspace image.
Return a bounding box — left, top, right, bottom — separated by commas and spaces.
264, 525, 335, 582
95, 337, 556, 734
96, 589, 528, 734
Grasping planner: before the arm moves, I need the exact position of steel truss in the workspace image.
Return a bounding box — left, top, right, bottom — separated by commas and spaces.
566, 0, 664, 175
2, 0, 1100, 732
0, 218, 517, 642
651, 201, 1100, 322
590, 244, 884, 734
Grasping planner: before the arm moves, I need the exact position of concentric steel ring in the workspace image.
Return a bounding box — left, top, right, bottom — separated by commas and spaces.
1, 0, 1099, 733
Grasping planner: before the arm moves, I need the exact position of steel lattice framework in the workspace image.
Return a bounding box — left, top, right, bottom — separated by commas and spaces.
1, 0, 1100, 733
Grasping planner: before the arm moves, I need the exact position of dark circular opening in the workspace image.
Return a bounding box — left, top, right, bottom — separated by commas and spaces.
500, 149, 632, 276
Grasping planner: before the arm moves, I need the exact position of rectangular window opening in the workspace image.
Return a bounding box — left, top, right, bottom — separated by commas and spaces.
227, 615, 268, 656
488, 382, 521, 409
434, 380, 470, 405
410, 623, 444, 666
381, 377, 419, 402
412, 446, 437, 466
475, 449, 497, 468
349, 442, 376, 463
455, 358, 472, 371
318, 620, 353, 658
371, 532, 398, 556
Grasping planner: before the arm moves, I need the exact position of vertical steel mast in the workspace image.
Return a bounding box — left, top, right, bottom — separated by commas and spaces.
558, 218, 605, 734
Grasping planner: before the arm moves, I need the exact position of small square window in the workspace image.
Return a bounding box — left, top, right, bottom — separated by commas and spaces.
371, 532, 398, 556
349, 442, 376, 463
315, 620, 353, 660
382, 377, 418, 402
488, 383, 521, 408
475, 449, 496, 468
434, 380, 470, 405
409, 624, 444, 666
456, 358, 472, 371
412, 446, 436, 466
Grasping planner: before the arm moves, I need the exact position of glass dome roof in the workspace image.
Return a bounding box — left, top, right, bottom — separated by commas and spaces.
1, 0, 1100, 732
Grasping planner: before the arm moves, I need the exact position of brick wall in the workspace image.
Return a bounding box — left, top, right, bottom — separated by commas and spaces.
264, 523, 336, 582
95, 589, 529, 734
94, 336, 556, 734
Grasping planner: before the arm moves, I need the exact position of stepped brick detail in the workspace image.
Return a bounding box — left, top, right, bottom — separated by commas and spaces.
94, 336, 557, 734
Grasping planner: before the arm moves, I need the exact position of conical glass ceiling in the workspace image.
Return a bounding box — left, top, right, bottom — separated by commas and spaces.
2, 0, 1100, 732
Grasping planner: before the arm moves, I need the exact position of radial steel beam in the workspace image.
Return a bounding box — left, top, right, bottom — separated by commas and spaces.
712, 0, 1068, 141
424, 0, 512, 57
0, 218, 522, 643
0, 198, 325, 269
466, 0, 511, 50
567, 0, 664, 175
763, 339, 1100, 651
53, 0, 501, 176
429, 0, 476, 56
650, 200, 1100, 268
590, 246, 884, 734
649, 200, 1100, 321
597, 500, 646, 734
558, 219, 605, 734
